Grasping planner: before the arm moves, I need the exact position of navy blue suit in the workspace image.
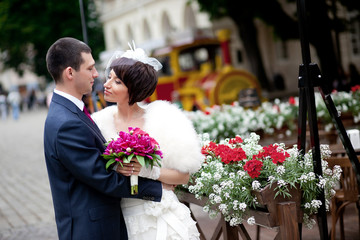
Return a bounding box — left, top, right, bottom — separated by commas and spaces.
44, 93, 162, 240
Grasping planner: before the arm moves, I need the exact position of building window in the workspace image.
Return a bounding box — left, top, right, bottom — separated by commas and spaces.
143, 19, 151, 40
275, 40, 288, 60
349, 14, 360, 56
127, 25, 134, 42
112, 29, 120, 46
161, 12, 172, 36
236, 50, 243, 63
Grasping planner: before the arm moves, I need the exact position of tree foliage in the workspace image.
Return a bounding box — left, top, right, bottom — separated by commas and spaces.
0, 0, 105, 81
193, 0, 360, 89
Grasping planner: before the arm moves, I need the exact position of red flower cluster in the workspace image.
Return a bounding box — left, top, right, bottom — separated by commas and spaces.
351, 85, 360, 92
201, 139, 290, 179
253, 144, 289, 164
288, 96, 296, 105
229, 136, 243, 144
243, 159, 263, 178
201, 141, 217, 155
202, 141, 247, 164
220, 147, 247, 164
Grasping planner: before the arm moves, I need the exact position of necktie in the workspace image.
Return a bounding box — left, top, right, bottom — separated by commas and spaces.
83, 106, 94, 124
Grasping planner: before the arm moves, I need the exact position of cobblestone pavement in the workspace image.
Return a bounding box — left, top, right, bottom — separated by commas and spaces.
0, 108, 57, 240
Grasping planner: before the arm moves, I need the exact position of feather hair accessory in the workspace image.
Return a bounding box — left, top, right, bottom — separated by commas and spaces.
105, 41, 162, 77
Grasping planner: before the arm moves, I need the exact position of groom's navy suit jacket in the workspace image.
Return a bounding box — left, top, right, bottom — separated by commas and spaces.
44, 93, 162, 240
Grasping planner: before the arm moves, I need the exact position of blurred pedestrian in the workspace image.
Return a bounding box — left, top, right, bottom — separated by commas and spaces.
28, 89, 36, 110
7, 88, 21, 120
0, 90, 7, 120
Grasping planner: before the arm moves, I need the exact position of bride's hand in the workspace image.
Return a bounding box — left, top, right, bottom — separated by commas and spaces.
115, 159, 142, 176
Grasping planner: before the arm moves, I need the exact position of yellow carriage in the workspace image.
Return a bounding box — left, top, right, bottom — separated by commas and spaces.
149, 29, 262, 111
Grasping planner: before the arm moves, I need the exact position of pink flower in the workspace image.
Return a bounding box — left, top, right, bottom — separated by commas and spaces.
102, 128, 163, 169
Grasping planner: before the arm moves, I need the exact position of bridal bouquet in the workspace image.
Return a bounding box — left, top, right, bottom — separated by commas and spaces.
102, 127, 163, 195
185, 133, 341, 228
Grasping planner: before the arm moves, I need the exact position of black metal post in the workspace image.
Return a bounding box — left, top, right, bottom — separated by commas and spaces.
296, 0, 329, 239
79, 0, 88, 44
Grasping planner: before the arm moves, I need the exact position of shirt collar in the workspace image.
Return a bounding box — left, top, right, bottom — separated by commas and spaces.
54, 89, 84, 111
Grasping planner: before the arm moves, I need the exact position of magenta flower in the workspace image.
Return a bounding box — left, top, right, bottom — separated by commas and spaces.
102, 127, 163, 170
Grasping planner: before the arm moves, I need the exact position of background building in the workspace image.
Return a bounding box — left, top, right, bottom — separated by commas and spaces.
94, 0, 360, 98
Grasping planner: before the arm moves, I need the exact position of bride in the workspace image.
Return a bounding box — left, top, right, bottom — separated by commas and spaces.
91, 45, 203, 240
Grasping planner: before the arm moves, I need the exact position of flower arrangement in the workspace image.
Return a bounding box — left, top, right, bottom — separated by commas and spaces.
185, 98, 298, 141
184, 85, 360, 141
316, 85, 360, 131
184, 133, 341, 229
102, 127, 163, 195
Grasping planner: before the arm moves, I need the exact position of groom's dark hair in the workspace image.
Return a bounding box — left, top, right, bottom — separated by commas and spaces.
46, 37, 91, 83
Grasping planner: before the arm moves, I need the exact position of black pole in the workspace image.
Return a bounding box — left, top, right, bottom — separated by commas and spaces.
79, 0, 88, 44
296, 0, 329, 239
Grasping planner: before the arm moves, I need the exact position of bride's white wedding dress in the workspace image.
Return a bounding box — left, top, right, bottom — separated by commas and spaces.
92, 100, 203, 240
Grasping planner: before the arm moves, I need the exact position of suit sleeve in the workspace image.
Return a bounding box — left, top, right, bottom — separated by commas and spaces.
55, 119, 162, 201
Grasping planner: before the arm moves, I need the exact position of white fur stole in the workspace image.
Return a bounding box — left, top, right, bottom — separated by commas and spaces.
91, 101, 203, 174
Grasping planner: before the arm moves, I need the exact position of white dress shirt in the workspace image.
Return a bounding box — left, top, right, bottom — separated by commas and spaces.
54, 89, 85, 111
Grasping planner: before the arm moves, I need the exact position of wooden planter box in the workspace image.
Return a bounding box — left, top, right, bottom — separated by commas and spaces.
251, 184, 303, 227
177, 184, 303, 240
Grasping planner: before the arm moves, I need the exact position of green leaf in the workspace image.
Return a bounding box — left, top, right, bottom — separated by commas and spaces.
105, 159, 116, 170
125, 153, 134, 163
115, 152, 125, 158
101, 154, 113, 160
136, 155, 145, 166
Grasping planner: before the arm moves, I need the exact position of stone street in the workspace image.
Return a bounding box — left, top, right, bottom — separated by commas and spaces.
0, 108, 57, 240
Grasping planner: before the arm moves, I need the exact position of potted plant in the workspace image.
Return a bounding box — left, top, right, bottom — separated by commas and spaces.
184, 133, 341, 229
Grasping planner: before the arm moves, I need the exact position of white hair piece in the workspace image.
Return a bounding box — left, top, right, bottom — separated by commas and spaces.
105, 41, 162, 75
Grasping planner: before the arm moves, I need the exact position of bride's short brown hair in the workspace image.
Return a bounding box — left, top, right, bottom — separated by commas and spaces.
110, 57, 158, 105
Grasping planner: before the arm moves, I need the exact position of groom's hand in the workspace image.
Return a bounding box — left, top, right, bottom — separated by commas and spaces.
162, 183, 176, 191
115, 159, 141, 176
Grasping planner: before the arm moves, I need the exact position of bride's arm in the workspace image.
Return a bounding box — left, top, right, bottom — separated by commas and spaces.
157, 168, 189, 185
136, 165, 189, 185
115, 161, 190, 185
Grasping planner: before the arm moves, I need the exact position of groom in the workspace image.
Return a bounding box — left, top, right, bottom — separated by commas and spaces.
44, 37, 162, 240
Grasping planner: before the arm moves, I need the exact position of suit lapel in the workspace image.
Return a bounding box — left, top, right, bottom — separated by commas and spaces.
52, 93, 107, 144
77, 108, 107, 144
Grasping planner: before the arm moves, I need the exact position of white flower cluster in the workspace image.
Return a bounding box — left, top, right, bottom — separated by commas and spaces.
184, 99, 298, 141
185, 89, 360, 141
